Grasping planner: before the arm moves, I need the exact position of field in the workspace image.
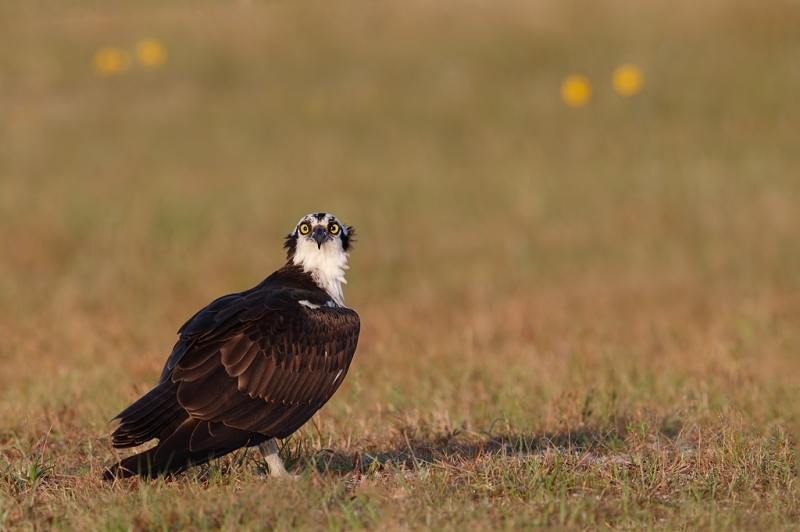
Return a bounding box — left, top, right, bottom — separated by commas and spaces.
2, 0, 800, 529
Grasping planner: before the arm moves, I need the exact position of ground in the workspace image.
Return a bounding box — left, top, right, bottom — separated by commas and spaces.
1, 0, 800, 529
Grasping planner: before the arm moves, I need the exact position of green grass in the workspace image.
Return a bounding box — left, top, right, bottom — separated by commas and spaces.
2, 0, 800, 529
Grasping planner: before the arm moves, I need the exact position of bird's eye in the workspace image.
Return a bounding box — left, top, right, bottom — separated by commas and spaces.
329, 224, 340, 235
299, 223, 310, 235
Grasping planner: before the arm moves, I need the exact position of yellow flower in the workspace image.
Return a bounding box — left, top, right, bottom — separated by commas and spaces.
93, 47, 131, 76
612, 64, 643, 96
561, 75, 591, 107
136, 39, 167, 68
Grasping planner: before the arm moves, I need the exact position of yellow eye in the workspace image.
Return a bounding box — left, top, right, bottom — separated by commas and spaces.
329, 223, 340, 235
299, 223, 310, 235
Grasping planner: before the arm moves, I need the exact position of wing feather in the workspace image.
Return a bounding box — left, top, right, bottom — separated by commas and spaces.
186, 379, 240, 417
223, 398, 272, 428
108, 265, 360, 479
290, 407, 318, 434
220, 334, 250, 366
238, 351, 272, 396
194, 387, 252, 420
266, 368, 300, 402
246, 403, 283, 432
257, 403, 298, 432
166, 282, 359, 440
286, 369, 315, 403
172, 349, 222, 382
299, 368, 328, 403
227, 341, 261, 377
251, 362, 279, 397
174, 342, 221, 371
175, 362, 226, 407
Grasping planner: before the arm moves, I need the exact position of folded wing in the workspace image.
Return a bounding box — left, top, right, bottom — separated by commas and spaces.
108, 283, 359, 477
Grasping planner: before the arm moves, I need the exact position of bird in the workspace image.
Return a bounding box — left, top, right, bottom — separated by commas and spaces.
104, 213, 360, 479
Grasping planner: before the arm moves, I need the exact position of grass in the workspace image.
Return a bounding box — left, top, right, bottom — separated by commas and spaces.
1, 0, 800, 529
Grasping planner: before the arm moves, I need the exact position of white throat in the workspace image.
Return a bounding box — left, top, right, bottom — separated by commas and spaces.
291, 238, 349, 306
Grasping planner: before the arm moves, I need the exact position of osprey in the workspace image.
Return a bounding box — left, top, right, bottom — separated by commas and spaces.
105, 213, 359, 479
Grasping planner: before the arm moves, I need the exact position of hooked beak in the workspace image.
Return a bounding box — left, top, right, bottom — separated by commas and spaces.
311, 226, 329, 248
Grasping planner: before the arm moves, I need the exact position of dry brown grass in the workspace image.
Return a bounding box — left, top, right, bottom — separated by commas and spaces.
1, 0, 800, 529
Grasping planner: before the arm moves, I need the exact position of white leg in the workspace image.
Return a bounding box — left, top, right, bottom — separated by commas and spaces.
258, 438, 298, 480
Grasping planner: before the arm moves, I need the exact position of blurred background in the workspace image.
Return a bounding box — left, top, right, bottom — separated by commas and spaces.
1, 0, 799, 436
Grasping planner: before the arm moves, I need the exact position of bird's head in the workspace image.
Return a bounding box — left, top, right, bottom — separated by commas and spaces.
284, 213, 355, 304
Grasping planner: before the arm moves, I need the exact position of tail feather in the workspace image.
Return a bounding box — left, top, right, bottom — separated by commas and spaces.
111, 381, 186, 448
116, 402, 187, 446
104, 447, 163, 479
104, 418, 260, 480
113, 380, 177, 424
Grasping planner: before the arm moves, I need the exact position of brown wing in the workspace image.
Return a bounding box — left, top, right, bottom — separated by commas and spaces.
166, 287, 359, 439
107, 273, 360, 478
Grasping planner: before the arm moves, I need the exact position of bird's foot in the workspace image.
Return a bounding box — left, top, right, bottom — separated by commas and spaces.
258, 438, 299, 480
264, 452, 299, 480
